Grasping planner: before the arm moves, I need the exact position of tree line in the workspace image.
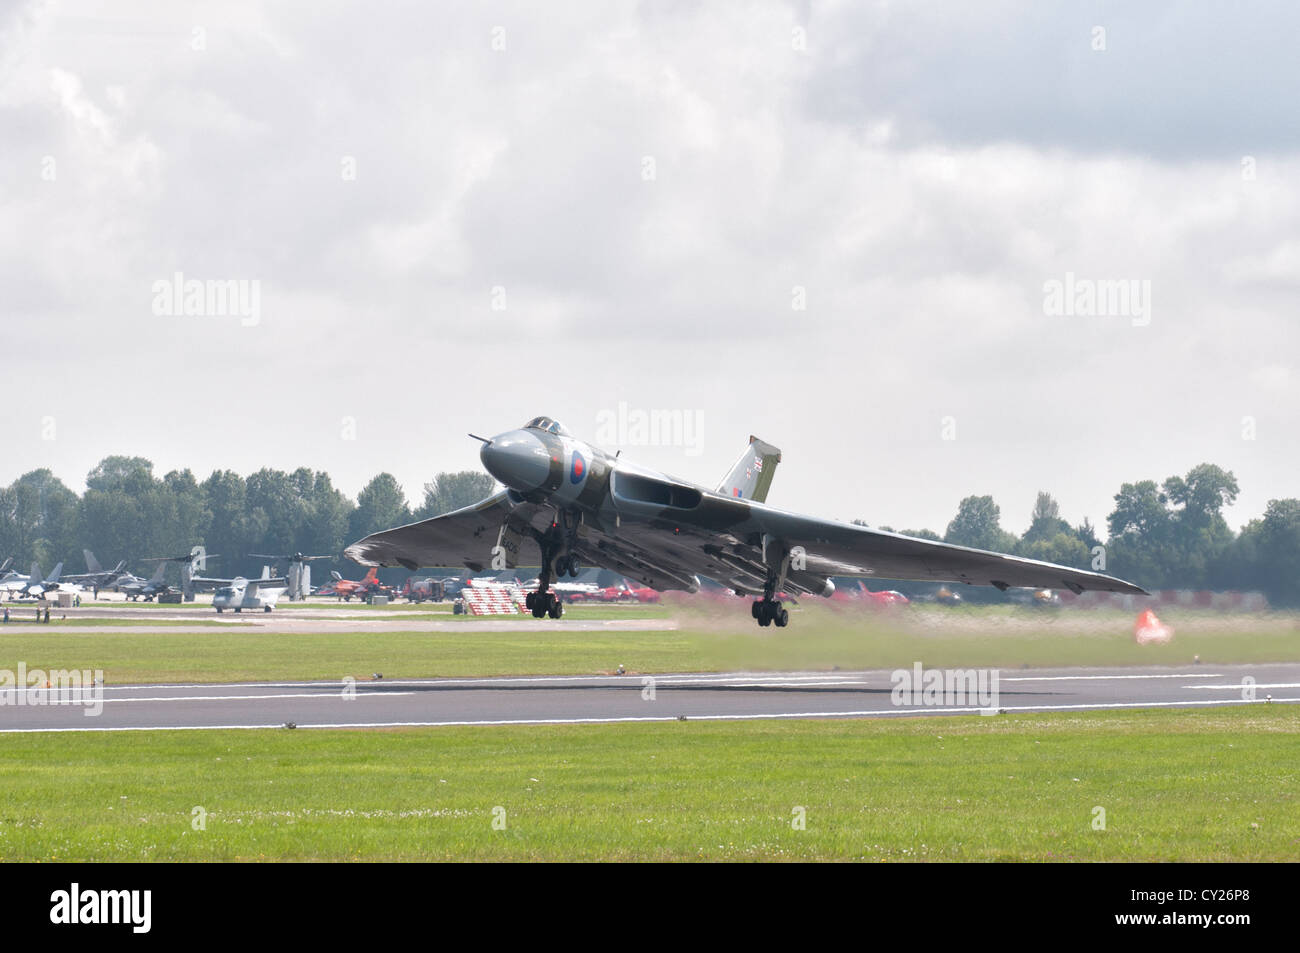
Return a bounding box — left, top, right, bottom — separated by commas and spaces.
2, 457, 1296, 605
860, 462, 1299, 607
0, 456, 495, 585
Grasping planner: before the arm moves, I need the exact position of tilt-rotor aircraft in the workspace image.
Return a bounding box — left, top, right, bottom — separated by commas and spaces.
346, 417, 1146, 626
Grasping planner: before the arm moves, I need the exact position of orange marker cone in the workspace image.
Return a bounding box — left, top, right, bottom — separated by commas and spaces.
1134, 608, 1173, 645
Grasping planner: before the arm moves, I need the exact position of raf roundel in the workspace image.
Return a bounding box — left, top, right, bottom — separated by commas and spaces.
570, 451, 586, 485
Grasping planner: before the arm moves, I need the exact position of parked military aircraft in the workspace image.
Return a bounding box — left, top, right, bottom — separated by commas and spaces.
118, 562, 176, 601
1, 562, 65, 600
210, 569, 290, 613
249, 552, 331, 601
60, 550, 129, 593
0, 559, 18, 591
345, 416, 1147, 627
0, 562, 30, 599
316, 567, 386, 601
118, 551, 214, 601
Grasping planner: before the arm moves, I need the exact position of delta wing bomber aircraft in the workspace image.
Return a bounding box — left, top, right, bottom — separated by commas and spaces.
346, 416, 1146, 626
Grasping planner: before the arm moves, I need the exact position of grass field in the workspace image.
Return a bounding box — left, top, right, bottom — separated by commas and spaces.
0, 618, 250, 628
0, 707, 1295, 861
0, 604, 1295, 683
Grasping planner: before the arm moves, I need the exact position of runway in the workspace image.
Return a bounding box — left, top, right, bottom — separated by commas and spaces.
2, 662, 1297, 732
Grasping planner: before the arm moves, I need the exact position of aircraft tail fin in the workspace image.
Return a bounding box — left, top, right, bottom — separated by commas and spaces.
30, 563, 41, 586
48, 562, 62, 583
84, 550, 103, 574
364, 568, 378, 583
149, 563, 167, 583
716, 436, 782, 503
0, 557, 11, 574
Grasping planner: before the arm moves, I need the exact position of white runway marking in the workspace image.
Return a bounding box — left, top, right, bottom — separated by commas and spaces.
34, 669, 1240, 692
0, 690, 411, 704
999, 672, 1225, 681
0, 695, 1295, 734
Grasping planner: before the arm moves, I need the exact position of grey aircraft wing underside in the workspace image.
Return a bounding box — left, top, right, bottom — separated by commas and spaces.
563, 498, 1144, 596
345, 492, 539, 573
664, 497, 1145, 595
345, 488, 1145, 597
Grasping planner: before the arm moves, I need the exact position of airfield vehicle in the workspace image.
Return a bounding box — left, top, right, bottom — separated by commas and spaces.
399, 576, 445, 603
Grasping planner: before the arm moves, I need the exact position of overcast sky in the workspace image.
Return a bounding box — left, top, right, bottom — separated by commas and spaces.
3, 0, 1297, 536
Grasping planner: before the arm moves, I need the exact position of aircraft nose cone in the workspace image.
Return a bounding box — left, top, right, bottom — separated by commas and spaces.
480, 430, 551, 492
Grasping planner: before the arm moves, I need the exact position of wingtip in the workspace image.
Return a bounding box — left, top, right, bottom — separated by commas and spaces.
342, 543, 371, 566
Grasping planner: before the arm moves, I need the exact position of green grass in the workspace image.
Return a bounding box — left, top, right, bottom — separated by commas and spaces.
682, 603, 1300, 671
0, 629, 694, 682
324, 603, 668, 623
0, 604, 1295, 683
0, 707, 1295, 861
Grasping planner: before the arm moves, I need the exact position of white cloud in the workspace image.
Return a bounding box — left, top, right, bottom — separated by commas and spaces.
0, 0, 1296, 540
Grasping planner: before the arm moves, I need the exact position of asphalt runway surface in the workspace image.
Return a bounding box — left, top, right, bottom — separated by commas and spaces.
2, 663, 1297, 733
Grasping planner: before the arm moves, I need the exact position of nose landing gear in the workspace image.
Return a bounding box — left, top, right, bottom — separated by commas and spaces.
526, 534, 566, 619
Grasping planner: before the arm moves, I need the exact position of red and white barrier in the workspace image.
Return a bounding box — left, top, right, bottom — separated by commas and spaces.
462, 580, 529, 615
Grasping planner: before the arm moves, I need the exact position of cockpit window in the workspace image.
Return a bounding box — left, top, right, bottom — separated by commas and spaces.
524, 417, 570, 436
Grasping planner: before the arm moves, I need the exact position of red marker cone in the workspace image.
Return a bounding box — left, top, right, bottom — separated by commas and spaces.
1134, 608, 1173, 644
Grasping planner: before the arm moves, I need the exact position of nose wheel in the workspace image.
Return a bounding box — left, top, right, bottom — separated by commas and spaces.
752, 599, 788, 627
524, 517, 581, 619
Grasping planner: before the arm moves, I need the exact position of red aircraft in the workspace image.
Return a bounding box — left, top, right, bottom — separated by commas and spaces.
316, 567, 387, 601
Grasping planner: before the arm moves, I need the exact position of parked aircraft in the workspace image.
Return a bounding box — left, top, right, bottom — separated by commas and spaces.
118, 563, 177, 601
209, 568, 290, 613
249, 552, 332, 601
60, 550, 129, 593
316, 567, 386, 601
345, 416, 1146, 626
0, 562, 31, 599
2, 562, 65, 600
0, 558, 20, 590
115, 551, 215, 601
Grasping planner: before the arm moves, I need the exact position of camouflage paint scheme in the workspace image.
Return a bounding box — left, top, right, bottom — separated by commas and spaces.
344, 417, 1146, 607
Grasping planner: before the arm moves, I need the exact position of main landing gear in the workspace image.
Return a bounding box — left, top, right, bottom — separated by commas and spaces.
752, 553, 790, 627
526, 589, 563, 619
751, 598, 788, 628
